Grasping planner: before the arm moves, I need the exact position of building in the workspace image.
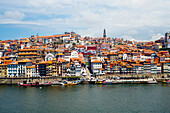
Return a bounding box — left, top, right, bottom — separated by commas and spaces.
91, 60, 102, 76
0, 64, 7, 77
26, 65, 36, 77
165, 32, 170, 48
7, 62, 18, 77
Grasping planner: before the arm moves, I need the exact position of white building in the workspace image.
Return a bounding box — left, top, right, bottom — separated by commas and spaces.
71, 51, 78, 58
26, 65, 36, 77
7, 62, 19, 77
91, 60, 102, 75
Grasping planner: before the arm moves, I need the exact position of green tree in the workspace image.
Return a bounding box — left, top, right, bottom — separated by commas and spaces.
73, 43, 76, 46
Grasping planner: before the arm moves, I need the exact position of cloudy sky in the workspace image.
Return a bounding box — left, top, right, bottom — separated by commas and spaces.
0, 0, 169, 41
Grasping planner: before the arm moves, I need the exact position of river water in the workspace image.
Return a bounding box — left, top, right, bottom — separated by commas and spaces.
0, 84, 170, 113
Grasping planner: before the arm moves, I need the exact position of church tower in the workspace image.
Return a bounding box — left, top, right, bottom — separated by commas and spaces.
103, 29, 106, 43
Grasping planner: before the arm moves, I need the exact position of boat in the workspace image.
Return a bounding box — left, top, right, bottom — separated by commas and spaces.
18, 81, 52, 87
17, 82, 32, 86
147, 79, 158, 84
163, 80, 170, 84
51, 81, 63, 85
32, 81, 52, 86
17, 80, 32, 86
61, 81, 77, 86
102, 79, 112, 85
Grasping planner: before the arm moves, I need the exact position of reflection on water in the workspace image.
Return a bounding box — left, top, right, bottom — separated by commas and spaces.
0, 84, 170, 113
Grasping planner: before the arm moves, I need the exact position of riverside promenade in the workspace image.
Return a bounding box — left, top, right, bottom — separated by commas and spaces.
0, 77, 62, 85
0, 74, 169, 85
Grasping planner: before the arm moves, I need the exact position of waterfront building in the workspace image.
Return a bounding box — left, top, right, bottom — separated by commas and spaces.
131, 64, 143, 75
52, 58, 57, 76
7, 61, 18, 77
18, 59, 33, 77
91, 60, 102, 76
151, 62, 157, 74
62, 60, 69, 76
57, 61, 62, 76
26, 65, 36, 77
161, 61, 170, 74
46, 61, 53, 76
156, 63, 161, 74
38, 61, 48, 76
143, 63, 151, 74
0, 64, 7, 77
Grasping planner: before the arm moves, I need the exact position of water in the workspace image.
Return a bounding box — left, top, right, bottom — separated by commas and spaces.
0, 84, 170, 113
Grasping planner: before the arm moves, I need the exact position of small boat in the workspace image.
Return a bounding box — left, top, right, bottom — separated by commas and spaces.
147, 79, 158, 84
17, 82, 32, 86
51, 81, 62, 85
163, 80, 170, 84
17, 80, 32, 86
61, 81, 77, 86
102, 80, 112, 85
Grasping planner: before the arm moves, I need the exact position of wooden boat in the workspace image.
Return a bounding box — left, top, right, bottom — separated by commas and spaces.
17, 82, 32, 86
17, 80, 32, 86
61, 81, 77, 86
18, 81, 52, 87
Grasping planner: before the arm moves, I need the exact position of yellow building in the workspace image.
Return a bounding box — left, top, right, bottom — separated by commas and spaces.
52, 58, 57, 76
0, 64, 7, 77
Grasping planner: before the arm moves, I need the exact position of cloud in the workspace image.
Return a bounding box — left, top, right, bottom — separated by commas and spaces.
0, 11, 25, 20
121, 35, 136, 41
151, 33, 164, 41
0, 0, 170, 40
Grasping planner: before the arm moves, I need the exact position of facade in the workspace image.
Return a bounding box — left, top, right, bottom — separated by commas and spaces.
0, 64, 7, 77
91, 60, 102, 76
7, 62, 18, 77
26, 66, 36, 77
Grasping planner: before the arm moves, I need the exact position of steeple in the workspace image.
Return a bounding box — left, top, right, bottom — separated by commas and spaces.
103, 29, 106, 43
103, 29, 106, 38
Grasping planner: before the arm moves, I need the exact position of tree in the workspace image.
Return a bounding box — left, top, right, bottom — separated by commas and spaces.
73, 43, 76, 46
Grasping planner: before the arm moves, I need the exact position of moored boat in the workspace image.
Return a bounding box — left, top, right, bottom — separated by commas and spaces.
18, 81, 52, 87
17, 82, 32, 86
17, 80, 32, 86
147, 79, 158, 84
163, 80, 170, 84
102, 79, 112, 85
61, 81, 77, 86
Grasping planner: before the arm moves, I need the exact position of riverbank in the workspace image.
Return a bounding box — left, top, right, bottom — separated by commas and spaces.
0, 74, 169, 85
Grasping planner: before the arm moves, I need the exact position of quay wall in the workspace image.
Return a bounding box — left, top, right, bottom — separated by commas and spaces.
0, 77, 62, 85
0, 74, 169, 85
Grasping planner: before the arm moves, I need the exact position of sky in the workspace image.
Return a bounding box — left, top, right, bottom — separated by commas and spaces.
0, 0, 170, 41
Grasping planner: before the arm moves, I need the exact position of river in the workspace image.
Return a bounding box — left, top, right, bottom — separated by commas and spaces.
0, 84, 170, 113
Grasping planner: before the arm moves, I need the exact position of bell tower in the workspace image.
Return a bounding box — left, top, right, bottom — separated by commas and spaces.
103, 29, 106, 43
